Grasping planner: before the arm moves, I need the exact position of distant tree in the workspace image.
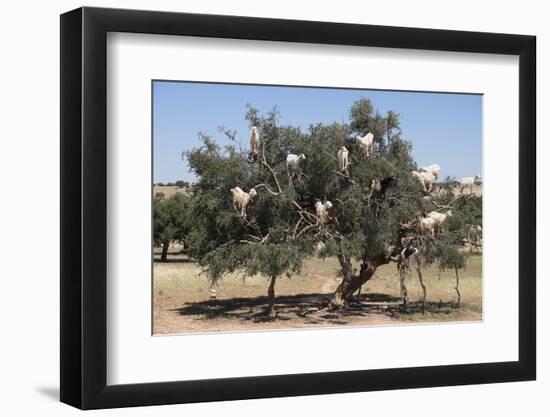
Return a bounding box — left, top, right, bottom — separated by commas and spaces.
153, 193, 192, 261
157, 182, 165, 186
175, 180, 189, 188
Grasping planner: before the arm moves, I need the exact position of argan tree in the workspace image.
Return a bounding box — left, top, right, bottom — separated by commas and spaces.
184, 98, 480, 313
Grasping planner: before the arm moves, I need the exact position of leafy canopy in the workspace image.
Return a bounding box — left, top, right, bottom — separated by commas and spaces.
183, 99, 481, 289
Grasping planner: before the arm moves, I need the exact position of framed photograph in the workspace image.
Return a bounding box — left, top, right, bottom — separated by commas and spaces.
60, 6, 536, 410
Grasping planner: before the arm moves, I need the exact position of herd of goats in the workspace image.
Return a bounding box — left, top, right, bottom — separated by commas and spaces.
166, 121, 488, 312
230, 126, 482, 246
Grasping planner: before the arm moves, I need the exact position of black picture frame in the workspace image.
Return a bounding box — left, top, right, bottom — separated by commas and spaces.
60, 6, 536, 410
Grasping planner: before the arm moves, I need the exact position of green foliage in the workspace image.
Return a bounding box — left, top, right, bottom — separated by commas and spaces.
458, 195, 482, 227
437, 243, 466, 271
185, 109, 314, 284
349, 98, 373, 133
180, 98, 481, 294
348, 98, 401, 153
153, 193, 192, 246
202, 242, 308, 284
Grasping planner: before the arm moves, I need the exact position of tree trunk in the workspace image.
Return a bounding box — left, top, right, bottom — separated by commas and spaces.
266, 275, 277, 316
161, 240, 170, 262
398, 263, 409, 306
454, 266, 461, 306
329, 254, 353, 308
330, 254, 385, 308
415, 259, 427, 314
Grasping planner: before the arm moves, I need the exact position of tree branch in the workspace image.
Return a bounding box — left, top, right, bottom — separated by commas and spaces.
254, 183, 281, 196
260, 139, 282, 195
332, 170, 356, 184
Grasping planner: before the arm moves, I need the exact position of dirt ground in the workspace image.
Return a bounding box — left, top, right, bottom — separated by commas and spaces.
153, 252, 482, 335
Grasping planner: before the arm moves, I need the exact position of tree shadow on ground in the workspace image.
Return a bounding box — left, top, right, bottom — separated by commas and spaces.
172, 292, 461, 325
153, 257, 194, 264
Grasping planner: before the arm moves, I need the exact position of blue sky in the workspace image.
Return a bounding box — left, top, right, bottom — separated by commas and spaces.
153, 81, 482, 183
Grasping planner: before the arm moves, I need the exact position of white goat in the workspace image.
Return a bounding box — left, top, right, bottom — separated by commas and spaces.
230, 187, 257, 218
209, 287, 217, 300
337, 146, 349, 174
315, 200, 338, 226
315, 241, 326, 254
286, 153, 306, 169
469, 224, 482, 246
356, 132, 374, 156
459, 175, 481, 194
420, 163, 441, 179
427, 210, 453, 233
250, 126, 260, 156
411, 170, 436, 192
419, 216, 436, 237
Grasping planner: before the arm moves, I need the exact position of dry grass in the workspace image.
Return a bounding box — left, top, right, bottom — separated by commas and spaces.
153, 186, 190, 198
153, 250, 482, 335
450, 184, 482, 197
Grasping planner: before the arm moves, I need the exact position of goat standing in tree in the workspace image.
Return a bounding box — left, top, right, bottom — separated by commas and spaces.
248, 126, 260, 163
315, 200, 339, 226
337, 146, 349, 176
427, 210, 453, 234
286, 153, 306, 169
230, 187, 257, 218
356, 132, 374, 157
419, 216, 436, 237
370, 176, 396, 200
419, 163, 441, 179
411, 170, 436, 193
